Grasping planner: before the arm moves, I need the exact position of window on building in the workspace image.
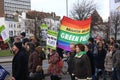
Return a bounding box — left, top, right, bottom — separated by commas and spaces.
17, 25, 21, 28
14, 24, 16, 28
9, 24, 11, 28
11, 24, 13, 28
9, 31, 13, 37
14, 31, 16, 35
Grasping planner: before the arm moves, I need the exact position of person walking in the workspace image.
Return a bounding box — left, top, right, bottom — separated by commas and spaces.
84, 45, 95, 78
104, 44, 115, 79
67, 43, 76, 80
96, 42, 106, 80
48, 51, 63, 80
88, 38, 98, 80
20, 32, 29, 46
73, 43, 92, 80
112, 44, 120, 80
27, 42, 40, 79
9, 42, 28, 80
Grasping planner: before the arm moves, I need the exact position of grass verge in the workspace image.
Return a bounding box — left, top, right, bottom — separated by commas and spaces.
0, 50, 13, 57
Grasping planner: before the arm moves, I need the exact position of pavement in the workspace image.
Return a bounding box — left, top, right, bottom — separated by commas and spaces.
0, 56, 110, 80
0, 56, 71, 80
0, 56, 13, 63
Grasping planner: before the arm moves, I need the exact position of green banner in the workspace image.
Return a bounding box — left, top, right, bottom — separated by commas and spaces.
58, 30, 90, 44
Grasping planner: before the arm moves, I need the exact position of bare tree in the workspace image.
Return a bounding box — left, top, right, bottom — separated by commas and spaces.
70, 0, 96, 20
110, 11, 120, 41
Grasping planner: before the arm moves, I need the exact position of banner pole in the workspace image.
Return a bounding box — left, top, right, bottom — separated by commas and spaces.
7, 42, 14, 54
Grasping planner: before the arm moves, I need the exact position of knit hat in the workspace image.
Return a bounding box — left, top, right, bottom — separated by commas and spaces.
88, 37, 94, 43
14, 42, 22, 49
20, 32, 26, 37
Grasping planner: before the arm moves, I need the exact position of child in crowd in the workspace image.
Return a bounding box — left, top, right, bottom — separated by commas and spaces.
33, 65, 44, 80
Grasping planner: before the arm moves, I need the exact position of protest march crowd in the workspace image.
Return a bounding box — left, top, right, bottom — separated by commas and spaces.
0, 16, 119, 80
4, 31, 119, 80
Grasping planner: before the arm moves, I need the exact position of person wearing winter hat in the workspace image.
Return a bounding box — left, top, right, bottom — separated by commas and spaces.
9, 42, 28, 80
20, 32, 29, 46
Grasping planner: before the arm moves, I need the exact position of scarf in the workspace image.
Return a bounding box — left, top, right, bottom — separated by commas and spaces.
75, 51, 86, 58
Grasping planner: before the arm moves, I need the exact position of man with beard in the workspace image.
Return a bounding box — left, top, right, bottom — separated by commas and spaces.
9, 42, 28, 80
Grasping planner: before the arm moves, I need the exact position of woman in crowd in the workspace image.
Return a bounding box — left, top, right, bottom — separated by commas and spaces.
104, 44, 115, 79
73, 43, 92, 80
47, 50, 63, 80
109, 37, 115, 45
26, 42, 40, 79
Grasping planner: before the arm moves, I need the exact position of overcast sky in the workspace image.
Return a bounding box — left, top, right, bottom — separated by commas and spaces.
31, 0, 109, 21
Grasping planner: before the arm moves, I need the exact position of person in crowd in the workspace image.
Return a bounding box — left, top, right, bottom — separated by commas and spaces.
9, 42, 28, 80
72, 43, 92, 80
20, 32, 29, 46
101, 39, 108, 50
112, 44, 120, 80
47, 48, 54, 62
35, 46, 46, 66
32, 65, 44, 80
109, 37, 115, 45
88, 37, 98, 80
14, 36, 21, 43
96, 42, 107, 79
27, 42, 40, 79
57, 47, 64, 58
48, 51, 63, 80
67, 43, 76, 80
35, 46, 46, 79
104, 44, 115, 78
84, 45, 95, 77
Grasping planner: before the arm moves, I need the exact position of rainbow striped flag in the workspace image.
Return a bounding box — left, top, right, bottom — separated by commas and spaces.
57, 16, 91, 51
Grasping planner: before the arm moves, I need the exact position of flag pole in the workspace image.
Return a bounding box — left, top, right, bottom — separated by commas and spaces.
7, 42, 14, 54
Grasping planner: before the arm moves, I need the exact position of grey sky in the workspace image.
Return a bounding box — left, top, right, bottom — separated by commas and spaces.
31, 0, 109, 21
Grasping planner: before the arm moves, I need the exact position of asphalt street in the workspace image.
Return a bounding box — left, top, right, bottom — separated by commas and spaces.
1, 60, 71, 80
1, 58, 110, 80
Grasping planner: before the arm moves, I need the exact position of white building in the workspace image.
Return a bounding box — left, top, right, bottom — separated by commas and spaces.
0, 17, 25, 37
0, 10, 60, 39
0, 0, 31, 37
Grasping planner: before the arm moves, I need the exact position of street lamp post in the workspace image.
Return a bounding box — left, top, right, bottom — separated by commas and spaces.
66, 0, 68, 17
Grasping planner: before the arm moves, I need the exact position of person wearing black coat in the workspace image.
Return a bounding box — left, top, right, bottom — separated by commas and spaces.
73, 44, 92, 80
85, 45, 95, 76
9, 42, 28, 80
96, 42, 106, 79
67, 43, 76, 80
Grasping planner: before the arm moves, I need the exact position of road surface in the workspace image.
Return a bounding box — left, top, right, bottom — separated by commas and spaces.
1, 60, 71, 80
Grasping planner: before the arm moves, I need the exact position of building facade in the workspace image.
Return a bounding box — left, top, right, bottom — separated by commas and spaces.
0, 17, 25, 37
0, 0, 31, 18
110, 0, 120, 11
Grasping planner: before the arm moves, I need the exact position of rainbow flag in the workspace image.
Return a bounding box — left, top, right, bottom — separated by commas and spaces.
57, 16, 91, 51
